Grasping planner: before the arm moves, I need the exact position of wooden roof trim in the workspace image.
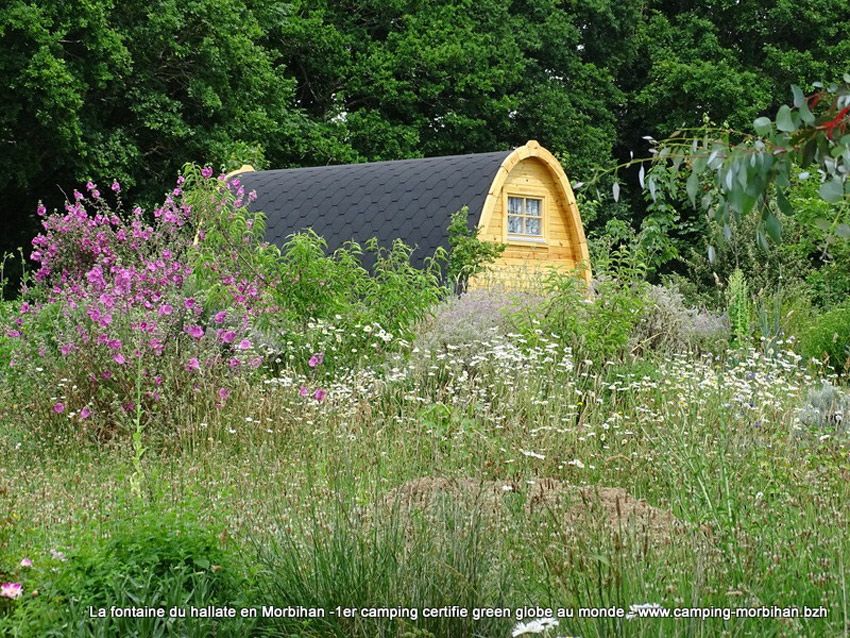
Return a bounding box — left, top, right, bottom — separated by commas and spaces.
477, 140, 592, 285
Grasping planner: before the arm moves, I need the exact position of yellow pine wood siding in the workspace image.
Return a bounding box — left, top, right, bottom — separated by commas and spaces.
470, 141, 590, 291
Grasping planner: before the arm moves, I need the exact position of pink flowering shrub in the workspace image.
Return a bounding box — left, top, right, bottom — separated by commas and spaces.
6, 166, 273, 438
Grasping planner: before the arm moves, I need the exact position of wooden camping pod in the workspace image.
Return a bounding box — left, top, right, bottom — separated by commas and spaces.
236, 140, 591, 290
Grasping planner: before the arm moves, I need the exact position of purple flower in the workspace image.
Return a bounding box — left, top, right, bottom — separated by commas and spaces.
0, 583, 22, 599
36, 203, 47, 217
86, 180, 96, 192
237, 338, 252, 350
201, 166, 214, 179
218, 387, 231, 402
219, 330, 236, 344
186, 357, 201, 372
213, 310, 227, 323
111, 180, 121, 193
53, 402, 65, 414
228, 357, 240, 368
308, 352, 324, 368
299, 385, 310, 397
107, 338, 122, 350
20, 558, 32, 568
158, 304, 173, 316
79, 406, 92, 420
113, 353, 126, 365
312, 388, 327, 402
185, 325, 204, 339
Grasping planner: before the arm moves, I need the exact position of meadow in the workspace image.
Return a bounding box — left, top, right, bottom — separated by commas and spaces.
1, 168, 849, 638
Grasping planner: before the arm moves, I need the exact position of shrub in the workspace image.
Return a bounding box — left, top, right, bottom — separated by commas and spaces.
4, 168, 270, 439
630, 284, 728, 354
795, 381, 850, 437
0, 506, 252, 637
726, 268, 751, 348
799, 302, 850, 374
414, 288, 542, 356
445, 206, 505, 294
521, 247, 648, 363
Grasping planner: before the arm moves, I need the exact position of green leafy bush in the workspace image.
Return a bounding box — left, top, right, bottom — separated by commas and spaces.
1, 507, 251, 637
726, 268, 751, 348
445, 206, 505, 294
799, 302, 850, 374
520, 247, 649, 363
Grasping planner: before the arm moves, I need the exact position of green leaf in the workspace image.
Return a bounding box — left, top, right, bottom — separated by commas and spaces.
799, 100, 815, 124
776, 189, 793, 217
707, 245, 716, 263
791, 84, 804, 108
753, 116, 772, 136
686, 171, 699, 207
776, 105, 796, 133
819, 178, 845, 203
764, 212, 781, 242
813, 217, 832, 232
836, 223, 850, 239
612, 181, 620, 202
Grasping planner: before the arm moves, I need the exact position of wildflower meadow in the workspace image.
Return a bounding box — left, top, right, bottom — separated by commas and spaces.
1, 154, 850, 638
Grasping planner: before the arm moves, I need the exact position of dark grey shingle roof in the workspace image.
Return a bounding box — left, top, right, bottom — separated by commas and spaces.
240, 150, 512, 266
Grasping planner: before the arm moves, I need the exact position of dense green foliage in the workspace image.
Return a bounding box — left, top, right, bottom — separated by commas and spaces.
4, 0, 849, 292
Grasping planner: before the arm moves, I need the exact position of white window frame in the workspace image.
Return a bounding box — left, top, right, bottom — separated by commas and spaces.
505, 193, 546, 243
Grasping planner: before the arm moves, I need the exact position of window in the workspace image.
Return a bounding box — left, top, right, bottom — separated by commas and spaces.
507, 196, 543, 238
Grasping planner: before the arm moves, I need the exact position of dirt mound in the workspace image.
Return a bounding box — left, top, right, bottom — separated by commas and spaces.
385, 477, 685, 545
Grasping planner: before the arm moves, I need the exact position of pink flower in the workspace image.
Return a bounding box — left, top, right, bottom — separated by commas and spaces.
157, 304, 173, 316
107, 338, 122, 350
237, 338, 252, 350
312, 388, 327, 402
36, 203, 47, 217
86, 180, 96, 192
219, 330, 236, 344
79, 406, 92, 420
185, 325, 204, 339
0, 582, 22, 599
201, 166, 214, 179
228, 357, 240, 368
213, 310, 227, 323
20, 558, 32, 568
299, 385, 310, 397
308, 352, 324, 368
186, 357, 201, 372
113, 353, 126, 365
53, 402, 65, 414
218, 387, 231, 402
111, 180, 121, 193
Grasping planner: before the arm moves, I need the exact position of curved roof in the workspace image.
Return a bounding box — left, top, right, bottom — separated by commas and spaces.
239, 150, 512, 265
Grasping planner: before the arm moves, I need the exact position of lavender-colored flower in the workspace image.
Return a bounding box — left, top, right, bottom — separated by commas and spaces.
237, 338, 252, 350
219, 329, 236, 344
111, 180, 121, 193
185, 325, 204, 339
299, 385, 310, 397
158, 304, 173, 316
113, 353, 126, 365
201, 166, 214, 179
186, 357, 201, 372
312, 388, 327, 402
0, 582, 22, 599
79, 406, 92, 420
218, 387, 231, 402
213, 310, 227, 323
308, 352, 324, 368
53, 402, 65, 414
20, 558, 32, 568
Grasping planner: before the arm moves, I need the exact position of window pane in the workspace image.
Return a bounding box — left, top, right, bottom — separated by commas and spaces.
526, 198, 541, 217
526, 217, 541, 236
508, 215, 521, 234
508, 197, 523, 215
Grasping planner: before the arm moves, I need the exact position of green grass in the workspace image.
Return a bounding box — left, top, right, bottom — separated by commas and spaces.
2, 336, 849, 637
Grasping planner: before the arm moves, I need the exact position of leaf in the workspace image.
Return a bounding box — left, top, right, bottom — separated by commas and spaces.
819, 177, 845, 203
612, 181, 620, 202
753, 116, 772, 136
707, 244, 716, 263
813, 217, 831, 231
836, 223, 850, 239
791, 84, 804, 108
776, 105, 796, 132
799, 100, 815, 125
638, 164, 645, 189
686, 171, 699, 206
648, 177, 657, 202
776, 189, 793, 217
764, 212, 782, 242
